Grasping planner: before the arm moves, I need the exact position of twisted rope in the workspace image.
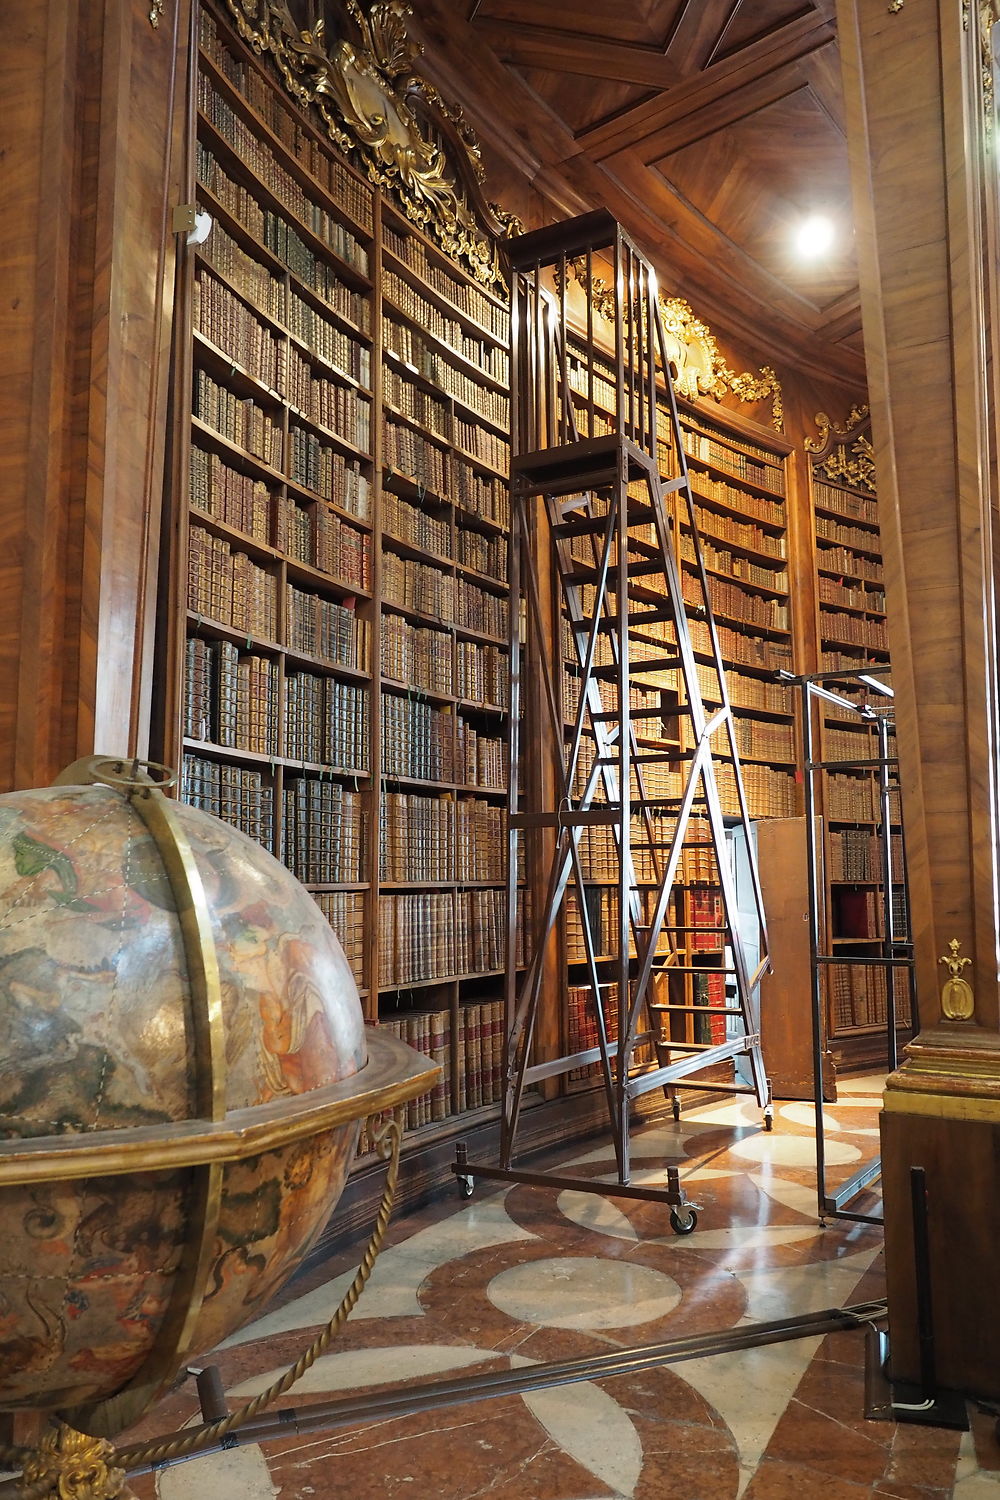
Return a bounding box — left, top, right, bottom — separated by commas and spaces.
0, 1110, 402, 1495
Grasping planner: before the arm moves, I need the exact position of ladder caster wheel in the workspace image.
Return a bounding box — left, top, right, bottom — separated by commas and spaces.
763, 1111, 774, 1133
458, 1175, 475, 1199
669, 1206, 698, 1236
671, 1096, 681, 1123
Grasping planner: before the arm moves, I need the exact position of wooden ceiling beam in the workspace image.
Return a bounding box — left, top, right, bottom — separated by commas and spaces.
634, 69, 811, 162
578, 12, 836, 156
664, 0, 739, 75
469, 21, 685, 88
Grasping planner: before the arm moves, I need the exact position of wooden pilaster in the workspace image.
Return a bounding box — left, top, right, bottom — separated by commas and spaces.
838, 0, 1000, 1397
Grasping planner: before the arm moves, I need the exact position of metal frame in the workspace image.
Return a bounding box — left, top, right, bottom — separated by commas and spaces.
784, 666, 917, 1225
456, 211, 772, 1215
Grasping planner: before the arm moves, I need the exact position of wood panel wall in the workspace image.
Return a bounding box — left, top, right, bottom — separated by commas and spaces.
0, 0, 190, 792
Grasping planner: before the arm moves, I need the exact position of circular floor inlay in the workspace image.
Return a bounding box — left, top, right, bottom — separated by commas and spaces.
728, 1133, 861, 1166
487, 1256, 682, 1330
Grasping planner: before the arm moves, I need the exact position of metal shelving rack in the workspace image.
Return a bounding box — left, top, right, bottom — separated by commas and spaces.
788, 664, 917, 1226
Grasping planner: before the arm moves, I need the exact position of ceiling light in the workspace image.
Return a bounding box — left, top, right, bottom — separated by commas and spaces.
794, 214, 835, 259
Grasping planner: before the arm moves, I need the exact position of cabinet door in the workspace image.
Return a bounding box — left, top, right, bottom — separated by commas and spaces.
757, 817, 835, 1101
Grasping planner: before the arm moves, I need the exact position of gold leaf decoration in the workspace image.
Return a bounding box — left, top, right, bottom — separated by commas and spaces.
222, 0, 514, 290
813, 433, 876, 493
804, 404, 870, 453
558, 259, 784, 430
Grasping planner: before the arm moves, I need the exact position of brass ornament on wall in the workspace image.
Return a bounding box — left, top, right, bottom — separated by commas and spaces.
939, 938, 975, 1020
149, 0, 165, 26
222, 0, 517, 290
557, 258, 784, 430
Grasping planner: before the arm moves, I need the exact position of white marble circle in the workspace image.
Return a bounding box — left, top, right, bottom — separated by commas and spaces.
487, 1256, 682, 1330
728, 1132, 861, 1166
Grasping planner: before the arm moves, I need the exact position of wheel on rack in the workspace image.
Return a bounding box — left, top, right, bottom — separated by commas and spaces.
763, 1110, 774, 1133
458, 1175, 476, 1199
669, 1206, 698, 1236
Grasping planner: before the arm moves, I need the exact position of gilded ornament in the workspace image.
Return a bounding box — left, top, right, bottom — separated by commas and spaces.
978, 1, 1000, 134
557, 259, 784, 430
149, 0, 165, 26
814, 433, 877, 492
18, 1423, 132, 1499
804, 405, 870, 452
222, 0, 511, 290
939, 937, 975, 1020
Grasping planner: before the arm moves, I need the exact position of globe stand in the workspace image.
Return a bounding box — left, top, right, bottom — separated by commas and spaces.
0, 759, 437, 1499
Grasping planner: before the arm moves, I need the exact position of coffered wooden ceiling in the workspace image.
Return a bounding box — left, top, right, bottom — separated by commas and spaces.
408, 0, 866, 391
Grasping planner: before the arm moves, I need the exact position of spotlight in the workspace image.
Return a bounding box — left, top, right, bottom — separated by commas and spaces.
794, 214, 835, 259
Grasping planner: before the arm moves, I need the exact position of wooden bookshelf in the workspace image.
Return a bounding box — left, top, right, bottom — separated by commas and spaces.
163, 2, 518, 1149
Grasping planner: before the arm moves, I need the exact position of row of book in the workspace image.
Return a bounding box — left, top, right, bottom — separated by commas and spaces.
825, 772, 902, 822
826, 961, 911, 1032
194, 368, 282, 469
381, 694, 454, 783
198, 219, 284, 327
689, 616, 795, 673
382, 269, 509, 384
286, 355, 371, 455
199, 11, 375, 235
262, 207, 366, 304
456, 718, 507, 791
457, 640, 508, 708
382, 421, 510, 528
312, 890, 366, 987
731, 715, 795, 763
818, 576, 886, 613
196, 145, 372, 332
816, 543, 883, 582
383, 367, 449, 443
187, 527, 278, 639
287, 429, 371, 511
453, 413, 510, 477
457, 576, 508, 640
285, 673, 369, 770
198, 76, 370, 275
382, 489, 451, 559
286, 586, 368, 669
814, 480, 878, 525
819, 610, 889, 651
377, 892, 456, 985
827, 828, 904, 883
716, 761, 797, 818
815, 513, 883, 556
683, 569, 790, 632
688, 479, 786, 538
681, 427, 786, 495
684, 533, 787, 592
280, 779, 366, 884
383, 317, 510, 431
381, 225, 509, 342
821, 725, 886, 764
380, 791, 455, 883
381, 614, 452, 695
291, 499, 371, 590
286, 310, 370, 391
362, 999, 508, 1137
383, 552, 454, 619
190, 444, 271, 540
822, 649, 890, 675
458, 526, 507, 580
185, 639, 277, 753
180, 753, 274, 846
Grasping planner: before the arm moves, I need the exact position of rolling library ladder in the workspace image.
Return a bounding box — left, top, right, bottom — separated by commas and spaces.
454, 211, 772, 1227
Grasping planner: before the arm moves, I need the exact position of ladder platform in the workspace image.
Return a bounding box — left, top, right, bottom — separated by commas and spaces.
591, 657, 681, 679
563, 559, 664, 585
514, 434, 640, 492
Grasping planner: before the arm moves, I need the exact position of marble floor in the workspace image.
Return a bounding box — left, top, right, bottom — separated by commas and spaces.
125, 1077, 1000, 1499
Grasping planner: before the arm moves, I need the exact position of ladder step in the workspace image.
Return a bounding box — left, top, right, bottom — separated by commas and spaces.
592, 657, 682, 678
649, 1003, 744, 1016
562, 559, 665, 586
646, 965, 737, 975
628, 607, 676, 627
590, 707, 667, 722
598, 752, 676, 764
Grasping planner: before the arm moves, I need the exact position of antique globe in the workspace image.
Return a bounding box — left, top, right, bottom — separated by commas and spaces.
0, 758, 428, 1444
